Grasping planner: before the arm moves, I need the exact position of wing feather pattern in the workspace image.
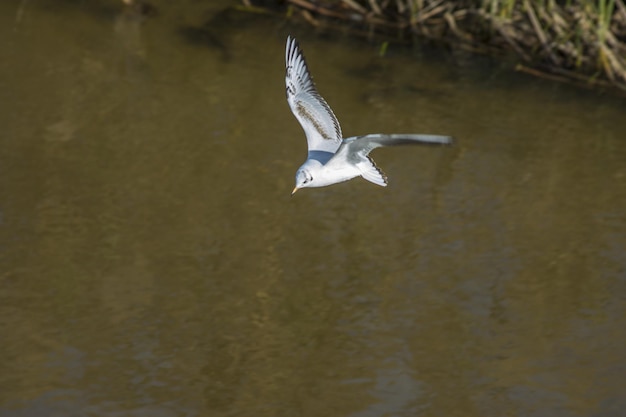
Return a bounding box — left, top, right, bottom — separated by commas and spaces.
327, 134, 454, 186
285, 36, 342, 154
340, 134, 453, 161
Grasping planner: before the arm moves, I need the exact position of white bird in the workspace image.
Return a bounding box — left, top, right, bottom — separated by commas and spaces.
285, 36, 453, 195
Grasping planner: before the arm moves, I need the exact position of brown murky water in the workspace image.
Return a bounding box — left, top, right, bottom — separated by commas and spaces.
1, 1, 625, 416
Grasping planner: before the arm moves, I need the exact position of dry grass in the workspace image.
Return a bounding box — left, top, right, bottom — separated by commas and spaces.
263, 0, 626, 91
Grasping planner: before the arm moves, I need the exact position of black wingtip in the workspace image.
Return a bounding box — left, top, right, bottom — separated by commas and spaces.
286, 35, 301, 63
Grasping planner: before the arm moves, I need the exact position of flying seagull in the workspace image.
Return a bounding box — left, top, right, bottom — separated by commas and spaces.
285, 36, 453, 195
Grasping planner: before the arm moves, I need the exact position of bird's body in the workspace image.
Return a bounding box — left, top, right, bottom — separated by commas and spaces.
285, 36, 452, 194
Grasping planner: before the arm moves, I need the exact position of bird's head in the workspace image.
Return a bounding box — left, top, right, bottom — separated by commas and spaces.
292, 168, 314, 195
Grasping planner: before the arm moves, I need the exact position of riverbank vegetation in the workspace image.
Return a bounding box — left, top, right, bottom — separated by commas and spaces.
245, 0, 626, 92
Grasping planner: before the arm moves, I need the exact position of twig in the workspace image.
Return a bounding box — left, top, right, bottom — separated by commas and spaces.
416, 3, 448, 23
304, 9, 322, 26
288, 0, 350, 19
496, 23, 532, 61
616, 0, 626, 21
342, 0, 368, 14
523, 0, 560, 65
515, 63, 626, 94
444, 11, 472, 40
367, 0, 383, 15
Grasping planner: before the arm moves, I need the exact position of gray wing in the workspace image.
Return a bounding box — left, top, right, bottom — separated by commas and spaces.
335, 133, 453, 163
325, 133, 453, 186
285, 36, 342, 154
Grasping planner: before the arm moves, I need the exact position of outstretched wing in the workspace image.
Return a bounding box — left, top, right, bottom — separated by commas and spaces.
338, 134, 453, 162
328, 133, 454, 186
285, 36, 342, 154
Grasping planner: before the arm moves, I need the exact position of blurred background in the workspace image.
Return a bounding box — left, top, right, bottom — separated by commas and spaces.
0, 1, 625, 416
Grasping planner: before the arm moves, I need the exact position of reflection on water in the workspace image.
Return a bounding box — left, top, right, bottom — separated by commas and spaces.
0, 1, 625, 416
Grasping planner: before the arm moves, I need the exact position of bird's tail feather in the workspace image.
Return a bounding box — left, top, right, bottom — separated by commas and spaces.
359, 157, 388, 187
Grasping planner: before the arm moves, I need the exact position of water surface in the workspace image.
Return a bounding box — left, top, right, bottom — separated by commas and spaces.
1, 1, 625, 416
